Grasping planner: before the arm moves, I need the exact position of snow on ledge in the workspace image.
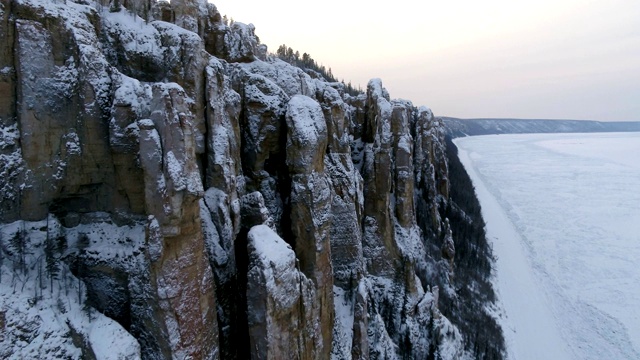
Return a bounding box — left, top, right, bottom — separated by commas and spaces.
247, 224, 294, 267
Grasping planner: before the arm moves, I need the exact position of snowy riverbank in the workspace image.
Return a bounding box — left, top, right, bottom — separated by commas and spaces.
455, 132, 640, 360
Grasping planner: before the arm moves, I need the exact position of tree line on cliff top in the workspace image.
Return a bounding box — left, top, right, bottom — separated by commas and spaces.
275, 44, 363, 97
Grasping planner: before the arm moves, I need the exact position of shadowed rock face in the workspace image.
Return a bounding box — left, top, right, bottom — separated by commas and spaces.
0, 1, 504, 359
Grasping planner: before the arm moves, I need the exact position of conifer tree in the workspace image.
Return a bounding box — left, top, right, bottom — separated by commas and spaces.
45, 233, 60, 292
274, 44, 363, 96
10, 229, 26, 275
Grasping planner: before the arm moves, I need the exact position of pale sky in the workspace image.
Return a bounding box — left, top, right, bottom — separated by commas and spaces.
211, 0, 640, 121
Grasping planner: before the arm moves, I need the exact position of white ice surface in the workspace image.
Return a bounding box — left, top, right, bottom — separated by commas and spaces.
455, 132, 640, 360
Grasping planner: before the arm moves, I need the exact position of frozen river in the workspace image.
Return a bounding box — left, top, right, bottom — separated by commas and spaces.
454, 132, 640, 360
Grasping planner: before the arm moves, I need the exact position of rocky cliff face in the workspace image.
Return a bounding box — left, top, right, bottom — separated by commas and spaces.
0, 0, 503, 359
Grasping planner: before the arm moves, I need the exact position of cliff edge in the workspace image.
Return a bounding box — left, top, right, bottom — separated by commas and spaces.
0, 0, 504, 359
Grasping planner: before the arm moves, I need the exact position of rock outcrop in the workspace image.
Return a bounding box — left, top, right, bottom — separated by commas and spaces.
285, 95, 334, 359
246, 224, 318, 360
0, 0, 504, 359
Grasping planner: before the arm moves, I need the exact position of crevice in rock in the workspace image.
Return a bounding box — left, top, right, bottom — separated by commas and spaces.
231, 227, 251, 360
263, 137, 293, 246
197, 151, 207, 189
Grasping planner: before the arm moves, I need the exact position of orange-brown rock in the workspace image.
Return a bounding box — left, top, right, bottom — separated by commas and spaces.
285, 95, 333, 360
246, 225, 318, 360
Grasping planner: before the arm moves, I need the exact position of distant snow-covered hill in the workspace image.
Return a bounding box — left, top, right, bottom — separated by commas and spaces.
443, 117, 640, 137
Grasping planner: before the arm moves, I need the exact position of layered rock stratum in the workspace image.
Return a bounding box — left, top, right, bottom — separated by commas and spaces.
0, 0, 504, 359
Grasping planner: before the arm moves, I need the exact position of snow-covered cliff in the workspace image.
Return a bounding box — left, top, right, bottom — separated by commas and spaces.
0, 0, 504, 359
